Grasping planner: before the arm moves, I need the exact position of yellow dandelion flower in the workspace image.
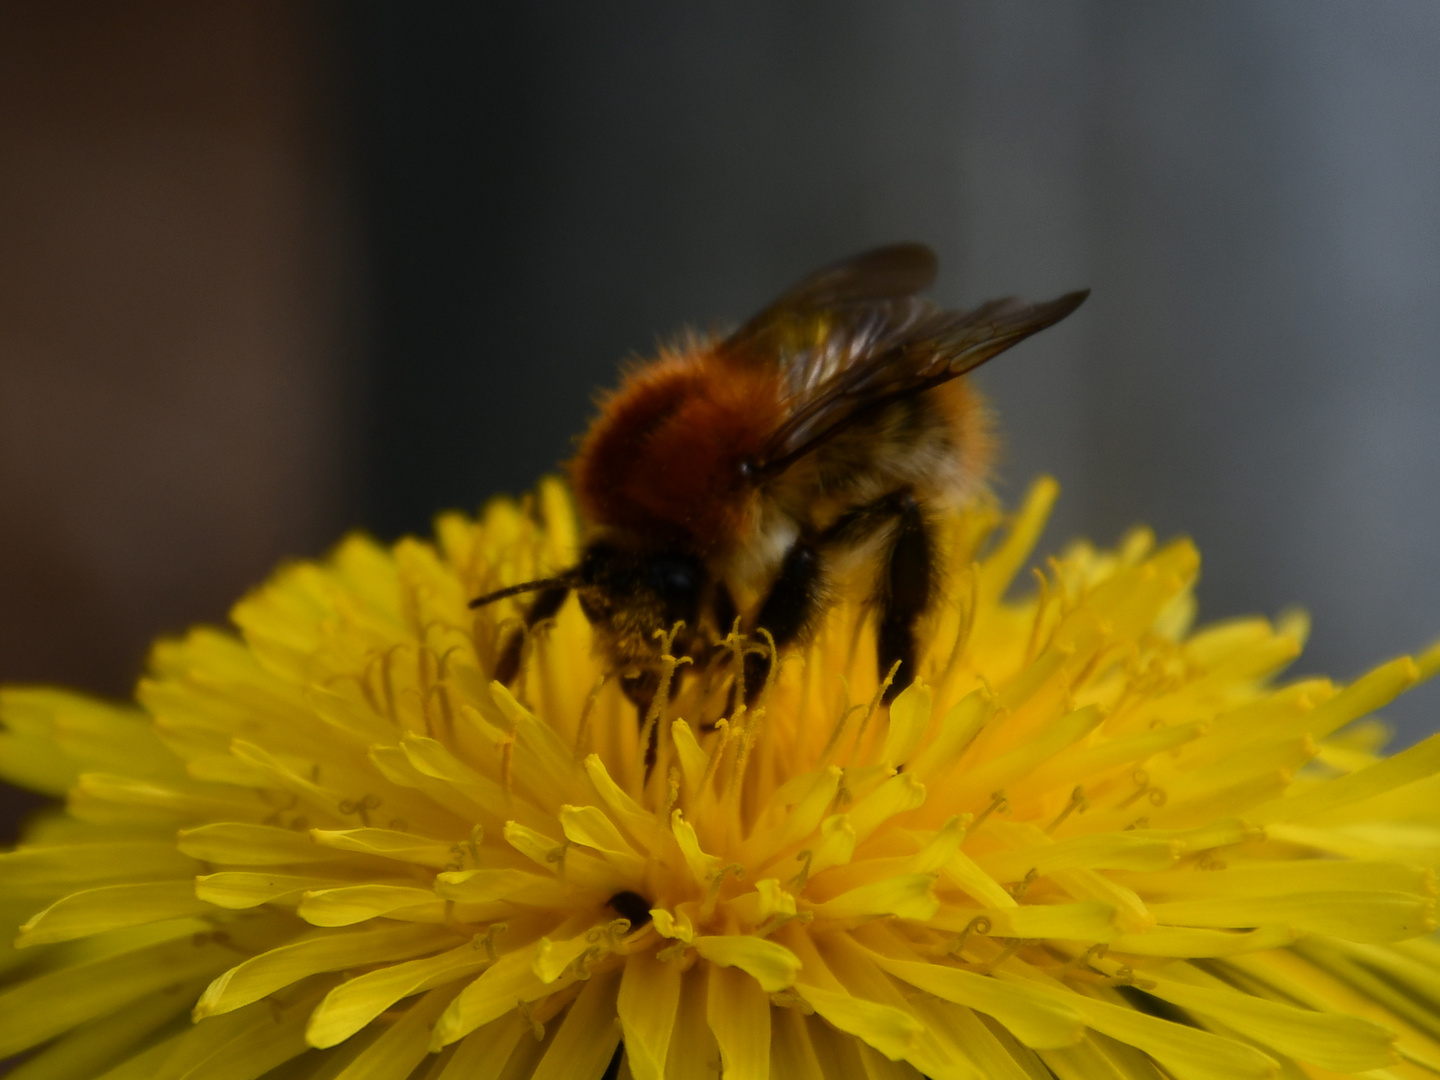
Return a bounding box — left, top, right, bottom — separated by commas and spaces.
3, 475, 1440, 1080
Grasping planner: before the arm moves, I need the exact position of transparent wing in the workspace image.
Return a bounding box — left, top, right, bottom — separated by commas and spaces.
753, 288, 1090, 476
722, 243, 940, 394
726, 243, 938, 352
720, 243, 1087, 478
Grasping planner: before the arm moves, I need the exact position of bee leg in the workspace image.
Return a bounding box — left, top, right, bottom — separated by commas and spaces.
493, 585, 571, 685
622, 668, 664, 774
712, 580, 739, 638
745, 541, 825, 704
620, 668, 661, 714
875, 493, 935, 702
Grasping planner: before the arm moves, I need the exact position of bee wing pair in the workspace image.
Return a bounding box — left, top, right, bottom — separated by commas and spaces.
722, 243, 1089, 478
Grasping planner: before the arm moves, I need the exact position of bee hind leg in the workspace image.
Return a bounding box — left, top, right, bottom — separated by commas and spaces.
874, 493, 935, 702
818, 489, 936, 701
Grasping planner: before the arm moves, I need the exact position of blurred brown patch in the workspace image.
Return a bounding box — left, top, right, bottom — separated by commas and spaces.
0, 1, 351, 842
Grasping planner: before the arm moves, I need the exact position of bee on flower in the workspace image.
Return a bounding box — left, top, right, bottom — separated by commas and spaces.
472, 244, 1086, 716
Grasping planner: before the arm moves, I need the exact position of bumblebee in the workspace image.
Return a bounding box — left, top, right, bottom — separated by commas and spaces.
473, 244, 1086, 709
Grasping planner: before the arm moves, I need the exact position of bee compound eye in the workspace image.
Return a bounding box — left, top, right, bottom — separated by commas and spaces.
644, 555, 698, 600
642, 553, 705, 628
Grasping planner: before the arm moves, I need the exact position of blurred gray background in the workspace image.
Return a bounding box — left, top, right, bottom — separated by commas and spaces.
3, 1, 1439, 839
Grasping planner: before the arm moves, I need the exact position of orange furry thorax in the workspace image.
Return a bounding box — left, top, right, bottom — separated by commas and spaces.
569, 342, 786, 554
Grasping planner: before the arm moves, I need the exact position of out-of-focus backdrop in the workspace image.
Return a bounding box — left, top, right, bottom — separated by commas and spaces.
3, 1, 1439, 839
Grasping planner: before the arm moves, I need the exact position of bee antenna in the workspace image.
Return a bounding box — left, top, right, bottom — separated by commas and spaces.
467, 575, 574, 609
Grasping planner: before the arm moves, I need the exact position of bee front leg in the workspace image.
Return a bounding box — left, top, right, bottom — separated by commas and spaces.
711, 580, 739, 640
874, 493, 935, 702
619, 668, 662, 716
493, 585, 571, 685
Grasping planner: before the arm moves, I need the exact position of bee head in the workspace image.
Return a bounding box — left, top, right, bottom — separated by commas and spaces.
573, 541, 707, 662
